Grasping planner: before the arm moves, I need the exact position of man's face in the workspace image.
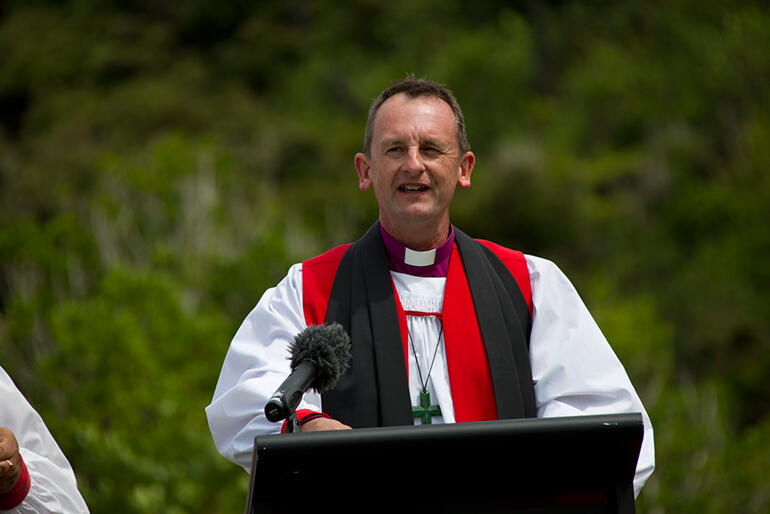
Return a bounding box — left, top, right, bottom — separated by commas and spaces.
354, 93, 474, 242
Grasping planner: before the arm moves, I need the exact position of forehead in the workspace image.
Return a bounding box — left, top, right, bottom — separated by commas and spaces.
372, 93, 457, 144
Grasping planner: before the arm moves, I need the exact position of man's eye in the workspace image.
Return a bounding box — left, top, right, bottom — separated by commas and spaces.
422, 147, 441, 156
386, 147, 403, 155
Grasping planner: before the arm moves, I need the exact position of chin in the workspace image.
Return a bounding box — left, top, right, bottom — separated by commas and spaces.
400, 210, 444, 227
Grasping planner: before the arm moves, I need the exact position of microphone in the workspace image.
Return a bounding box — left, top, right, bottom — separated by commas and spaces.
264, 323, 351, 423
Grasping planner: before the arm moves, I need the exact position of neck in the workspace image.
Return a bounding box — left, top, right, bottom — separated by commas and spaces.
378, 218, 450, 251
379, 223, 454, 278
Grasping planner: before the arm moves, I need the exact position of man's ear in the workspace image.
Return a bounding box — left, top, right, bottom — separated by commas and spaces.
458, 151, 475, 188
355, 153, 373, 191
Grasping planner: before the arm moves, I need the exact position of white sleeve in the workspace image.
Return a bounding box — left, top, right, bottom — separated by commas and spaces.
205, 263, 320, 471
0, 367, 90, 514
526, 255, 655, 497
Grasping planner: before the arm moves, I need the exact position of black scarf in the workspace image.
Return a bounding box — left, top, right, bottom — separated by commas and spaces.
321, 223, 535, 427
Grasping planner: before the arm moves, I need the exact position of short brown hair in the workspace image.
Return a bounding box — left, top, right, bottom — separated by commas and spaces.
363, 76, 470, 156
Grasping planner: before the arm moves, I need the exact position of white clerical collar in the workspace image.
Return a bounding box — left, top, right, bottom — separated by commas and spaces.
404, 247, 437, 266
379, 224, 455, 278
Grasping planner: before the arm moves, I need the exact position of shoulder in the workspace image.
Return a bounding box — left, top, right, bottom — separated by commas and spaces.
473, 238, 532, 313
302, 243, 352, 269
301, 243, 353, 287
474, 238, 527, 264
522, 254, 574, 291
301, 243, 353, 326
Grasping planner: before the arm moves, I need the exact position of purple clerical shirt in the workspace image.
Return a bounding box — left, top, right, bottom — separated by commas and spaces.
379, 224, 454, 278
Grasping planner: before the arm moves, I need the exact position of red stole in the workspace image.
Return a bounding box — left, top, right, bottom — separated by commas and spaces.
302, 241, 531, 423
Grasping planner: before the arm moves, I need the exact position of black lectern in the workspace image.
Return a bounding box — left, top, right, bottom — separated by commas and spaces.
245, 413, 643, 514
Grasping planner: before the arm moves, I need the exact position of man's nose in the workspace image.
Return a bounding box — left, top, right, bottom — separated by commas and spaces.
402, 147, 425, 173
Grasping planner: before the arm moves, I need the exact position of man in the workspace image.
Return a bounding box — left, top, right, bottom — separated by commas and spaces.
206, 78, 655, 496
0, 366, 90, 512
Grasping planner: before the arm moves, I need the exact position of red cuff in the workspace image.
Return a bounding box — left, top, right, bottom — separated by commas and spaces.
280, 409, 331, 433
0, 454, 31, 510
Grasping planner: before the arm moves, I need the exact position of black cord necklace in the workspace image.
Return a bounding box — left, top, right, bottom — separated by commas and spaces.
408, 316, 444, 424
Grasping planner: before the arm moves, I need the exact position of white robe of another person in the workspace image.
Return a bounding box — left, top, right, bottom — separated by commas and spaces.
1, 366, 90, 513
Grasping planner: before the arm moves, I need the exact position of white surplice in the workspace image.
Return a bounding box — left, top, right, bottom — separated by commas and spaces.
206, 254, 655, 497
0, 367, 89, 513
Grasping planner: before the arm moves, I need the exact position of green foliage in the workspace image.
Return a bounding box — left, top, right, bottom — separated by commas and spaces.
2, 0, 769, 511
39, 268, 248, 512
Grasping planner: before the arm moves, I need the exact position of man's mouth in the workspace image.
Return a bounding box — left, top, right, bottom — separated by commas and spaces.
399, 184, 429, 192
